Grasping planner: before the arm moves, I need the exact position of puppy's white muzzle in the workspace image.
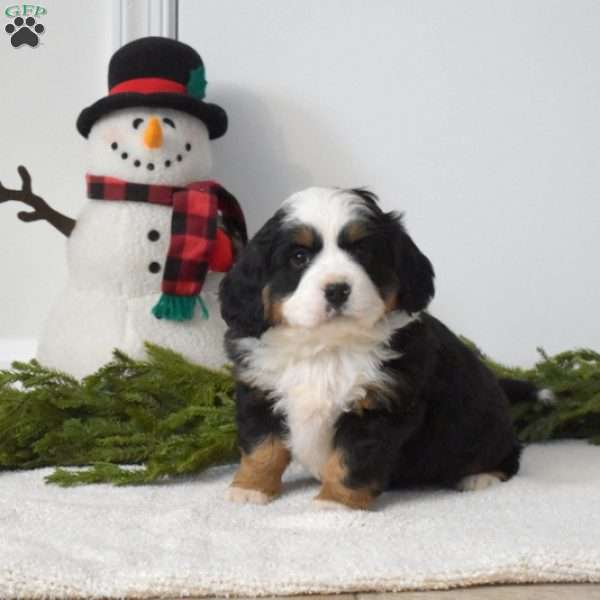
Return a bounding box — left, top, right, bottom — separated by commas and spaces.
282, 251, 386, 329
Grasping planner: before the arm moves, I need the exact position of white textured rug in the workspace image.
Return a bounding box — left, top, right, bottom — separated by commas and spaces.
1, 441, 600, 599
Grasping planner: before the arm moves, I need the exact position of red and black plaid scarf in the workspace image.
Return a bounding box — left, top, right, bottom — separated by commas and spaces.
86, 175, 246, 301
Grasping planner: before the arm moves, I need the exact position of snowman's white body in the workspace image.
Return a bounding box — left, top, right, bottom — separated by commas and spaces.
37, 108, 232, 378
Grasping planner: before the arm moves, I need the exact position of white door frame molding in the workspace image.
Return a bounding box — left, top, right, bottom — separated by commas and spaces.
112, 0, 178, 50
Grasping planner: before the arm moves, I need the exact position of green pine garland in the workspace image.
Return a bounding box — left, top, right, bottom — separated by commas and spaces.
462, 341, 600, 444
1, 341, 599, 487
0, 344, 238, 486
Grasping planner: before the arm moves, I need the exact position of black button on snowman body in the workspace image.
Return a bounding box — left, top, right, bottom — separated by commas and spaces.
148, 230, 162, 272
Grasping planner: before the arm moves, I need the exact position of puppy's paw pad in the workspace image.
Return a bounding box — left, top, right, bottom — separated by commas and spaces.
456, 473, 503, 492
226, 487, 271, 505
313, 498, 354, 511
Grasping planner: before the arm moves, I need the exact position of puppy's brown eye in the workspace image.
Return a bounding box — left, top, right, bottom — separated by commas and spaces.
290, 248, 311, 269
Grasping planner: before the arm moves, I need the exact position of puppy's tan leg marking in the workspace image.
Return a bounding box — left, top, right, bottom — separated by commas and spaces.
314, 450, 376, 511
227, 436, 291, 505
455, 471, 507, 492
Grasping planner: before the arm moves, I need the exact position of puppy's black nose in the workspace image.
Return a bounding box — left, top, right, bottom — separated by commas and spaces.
324, 282, 351, 307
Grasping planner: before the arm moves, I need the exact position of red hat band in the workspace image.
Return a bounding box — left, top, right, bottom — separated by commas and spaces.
110, 77, 186, 96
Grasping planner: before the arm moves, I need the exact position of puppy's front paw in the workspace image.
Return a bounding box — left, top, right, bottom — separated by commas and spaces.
456, 472, 504, 492
312, 498, 354, 511
226, 486, 272, 505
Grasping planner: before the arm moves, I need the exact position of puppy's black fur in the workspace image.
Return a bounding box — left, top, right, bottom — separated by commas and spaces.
335, 316, 520, 492
220, 190, 522, 496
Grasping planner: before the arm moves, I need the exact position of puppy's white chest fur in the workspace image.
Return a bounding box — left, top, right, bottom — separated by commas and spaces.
237, 313, 413, 478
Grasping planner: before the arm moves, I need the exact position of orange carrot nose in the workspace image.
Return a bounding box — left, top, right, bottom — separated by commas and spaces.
143, 116, 163, 149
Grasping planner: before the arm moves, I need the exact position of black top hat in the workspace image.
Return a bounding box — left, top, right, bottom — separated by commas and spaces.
76, 37, 227, 139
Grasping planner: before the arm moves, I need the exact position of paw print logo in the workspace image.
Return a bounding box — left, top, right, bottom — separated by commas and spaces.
5, 16, 45, 48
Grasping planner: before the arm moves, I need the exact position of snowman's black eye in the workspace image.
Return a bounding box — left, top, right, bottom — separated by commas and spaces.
163, 118, 176, 129
132, 118, 144, 129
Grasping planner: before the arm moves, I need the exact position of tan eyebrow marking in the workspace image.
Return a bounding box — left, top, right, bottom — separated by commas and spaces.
292, 225, 315, 247
343, 220, 369, 244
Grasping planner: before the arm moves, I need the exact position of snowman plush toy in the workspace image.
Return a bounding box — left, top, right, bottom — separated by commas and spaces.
0, 37, 247, 378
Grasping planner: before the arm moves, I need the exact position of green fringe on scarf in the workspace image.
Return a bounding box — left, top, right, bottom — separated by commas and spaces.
1, 341, 599, 487
152, 294, 209, 321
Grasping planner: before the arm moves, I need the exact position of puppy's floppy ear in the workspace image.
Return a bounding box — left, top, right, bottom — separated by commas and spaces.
219, 212, 281, 337
390, 214, 435, 314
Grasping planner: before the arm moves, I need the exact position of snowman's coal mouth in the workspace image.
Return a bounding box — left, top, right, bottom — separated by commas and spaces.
111, 142, 192, 171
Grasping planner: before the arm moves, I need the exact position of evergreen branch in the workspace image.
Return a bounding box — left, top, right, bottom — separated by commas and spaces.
0, 343, 238, 484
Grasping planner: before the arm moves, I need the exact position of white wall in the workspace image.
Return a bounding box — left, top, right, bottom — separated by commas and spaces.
1, 1, 598, 368
0, 0, 113, 358
180, 0, 600, 366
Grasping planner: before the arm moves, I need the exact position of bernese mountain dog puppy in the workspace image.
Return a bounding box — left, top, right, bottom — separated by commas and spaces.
219, 187, 534, 510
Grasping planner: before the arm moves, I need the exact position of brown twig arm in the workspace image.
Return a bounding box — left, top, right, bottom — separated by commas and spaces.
0, 165, 76, 237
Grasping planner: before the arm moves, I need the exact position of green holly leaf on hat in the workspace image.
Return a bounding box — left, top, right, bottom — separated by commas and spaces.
187, 66, 207, 100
